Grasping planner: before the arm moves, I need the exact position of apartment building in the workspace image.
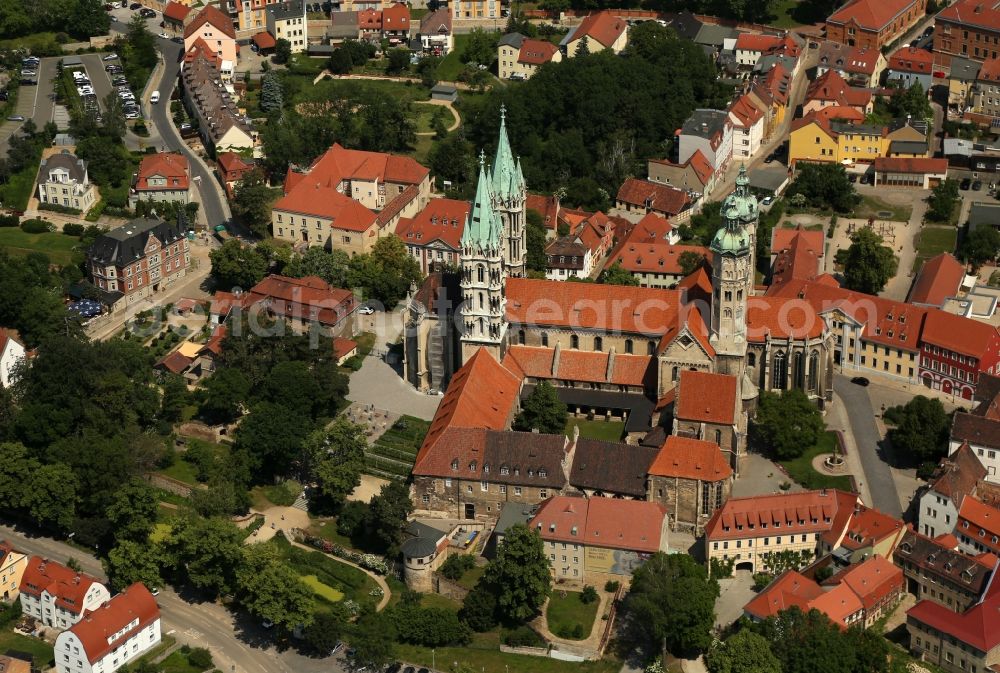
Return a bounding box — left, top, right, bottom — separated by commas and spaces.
934, 0, 1000, 68
36, 151, 99, 212
19, 558, 110, 631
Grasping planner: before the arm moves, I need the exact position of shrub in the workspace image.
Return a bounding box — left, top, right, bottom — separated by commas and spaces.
710, 557, 735, 579
502, 625, 546, 648
337, 500, 372, 538
188, 648, 214, 669
0, 215, 18, 227
21, 219, 51, 233
580, 585, 598, 604
604, 580, 620, 593
63, 222, 85, 236
38, 202, 82, 215
440, 553, 476, 580
752, 573, 773, 591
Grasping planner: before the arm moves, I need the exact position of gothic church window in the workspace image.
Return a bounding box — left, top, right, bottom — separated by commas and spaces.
773, 351, 787, 389
570, 334, 579, 349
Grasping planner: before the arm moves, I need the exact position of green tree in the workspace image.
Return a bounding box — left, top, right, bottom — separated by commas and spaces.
25, 463, 77, 531
259, 72, 284, 114
706, 629, 781, 673
337, 500, 372, 539
886, 395, 950, 466
389, 604, 472, 646
159, 372, 189, 423
209, 239, 268, 291
302, 419, 366, 511
959, 226, 1000, 271
598, 261, 639, 286
200, 367, 251, 424
842, 228, 898, 295
327, 47, 354, 74
236, 544, 316, 632
302, 606, 349, 654
461, 28, 498, 67
753, 607, 867, 673
514, 381, 567, 434
348, 613, 397, 670
105, 477, 159, 542
164, 516, 245, 597
233, 402, 313, 480
104, 540, 164, 592
283, 246, 351, 288
885, 83, 932, 120
525, 209, 547, 272
751, 389, 824, 460
347, 235, 423, 308
274, 38, 292, 65
481, 524, 551, 623
574, 35, 591, 57
386, 48, 410, 74
678, 250, 706, 276
926, 179, 959, 223
787, 163, 858, 212
460, 584, 498, 631
625, 552, 719, 657
369, 480, 413, 556
233, 169, 278, 240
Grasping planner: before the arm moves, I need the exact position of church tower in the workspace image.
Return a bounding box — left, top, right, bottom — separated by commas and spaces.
459, 152, 508, 363
709, 165, 758, 377
490, 105, 527, 278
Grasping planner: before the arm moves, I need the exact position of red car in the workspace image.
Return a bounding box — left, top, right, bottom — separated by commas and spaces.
933, 70, 946, 78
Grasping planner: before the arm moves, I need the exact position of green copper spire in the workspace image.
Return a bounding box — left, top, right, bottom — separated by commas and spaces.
729, 163, 758, 223
491, 104, 520, 203
462, 150, 502, 250
710, 202, 751, 256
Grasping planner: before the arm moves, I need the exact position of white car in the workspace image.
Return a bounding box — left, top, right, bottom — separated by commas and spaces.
358, 306, 375, 315
761, 196, 775, 206
103, 53, 118, 61
150, 91, 160, 103
158, 32, 169, 39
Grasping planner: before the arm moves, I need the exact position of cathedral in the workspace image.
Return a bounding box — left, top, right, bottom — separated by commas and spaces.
403, 113, 835, 473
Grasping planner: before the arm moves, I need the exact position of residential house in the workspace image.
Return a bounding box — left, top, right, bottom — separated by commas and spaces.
972, 57, 1000, 120
733, 32, 785, 69
181, 50, 254, 153
19, 557, 110, 630
874, 157, 948, 187
129, 152, 190, 208
886, 46, 934, 90
238, 274, 357, 335
948, 57, 982, 109
327, 10, 361, 43
672, 370, 744, 475
678, 109, 734, 174
265, 0, 307, 53
216, 152, 255, 198
824, 0, 926, 51
789, 114, 887, 166
646, 435, 732, 534
497, 33, 561, 80
36, 151, 99, 212
803, 69, 874, 116
381, 2, 409, 42
86, 218, 190, 310
271, 143, 430, 253
933, 0, 1000, 68
728, 94, 765, 160
183, 5, 238, 65
605, 240, 711, 289
162, 1, 191, 34
747, 556, 903, 628
0, 542, 27, 603
526, 193, 562, 238
956, 496, 1000, 556
919, 443, 987, 539
949, 374, 1000, 481
614, 178, 692, 224
917, 309, 1000, 399
746, 63, 791, 141
396, 197, 470, 274
222, 0, 278, 35
418, 7, 452, 54
887, 117, 930, 157
0, 329, 26, 389
451, 0, 500, 20
816, 41, 887, 87
54, 584, 160, 673
562, 11, 628, 56
894, 529, 995, 612
529, 496, 669, 578
338, 0, 391, 11
647, 150, 716, 200
909, 253, 967, 307
544, 236, 592, 281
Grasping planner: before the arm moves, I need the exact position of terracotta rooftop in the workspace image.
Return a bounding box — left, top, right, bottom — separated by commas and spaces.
519, 38, 559, 65
163, 0, 191, 22
839, 503, 904, 551
929, 443, 988, 502
184, 4, 236, 39
675, 369, 738, 425
648, 435, 733, 481
888, 46, 933, 73
606, 242, 711, 277
244, 274, 355, 326
20, 557, 103, 615
571, 10, 627, 49
952, 413, 1000, 451
616, 178, 691, 216
826, 0, 921, 32
806, 69, 873, 108
395, 197, 470, 250
502, 345, 654, 388
958, 496, 1000, 554
744, 570, 825, 620
134, 153, 189, 193
530, 496, 667, 554
907, 573, 1000, 652
67, 583, 159, 664
705, 489, 859, 543
937, 0, 1000, 34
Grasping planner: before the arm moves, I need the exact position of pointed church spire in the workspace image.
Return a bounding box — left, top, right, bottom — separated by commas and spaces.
463, 150, 501, 250
492, 104, 520, 203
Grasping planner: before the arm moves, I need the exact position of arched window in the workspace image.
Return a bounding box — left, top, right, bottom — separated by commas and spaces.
748, 352, 756, 367
672, 366, 679, 381
715, 429, 722, 445
724, 308, 732, 319
793, 351, 805, 389
594, 336, 603, 352
773, 351, 787, 390
478, 292, 484, 309
518, 329, 525, 345
647, 341, 656, 355
570, 334, 579, 349
478, 317, 485, 335
625, 339, 633, 354
541, 332, 549, 347
808, 350, 820, 391
477, 265, 485, 283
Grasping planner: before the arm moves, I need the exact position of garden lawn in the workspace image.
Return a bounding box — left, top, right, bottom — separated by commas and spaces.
307, 518, 357, 549
250, 481, 300, 508
0, 627, 55, 669
413, 104, 440, 133
777, 431, 853, 491
436, 32, 500, 81
302, 78, 430, 107
546, 590, 599, 641
301, 574, 345, 602
913, 226, 958, 273
396, 631, 621, 673
767, 0, 811, 28
157, 458, 199, 486
271, 535, 378, 605
0, 154, 43, 213
456, 563, 486, 590
851, 195, 913, 222
420, 592, 462, 612
0, 228, 79, 265
564, 418, 625, 442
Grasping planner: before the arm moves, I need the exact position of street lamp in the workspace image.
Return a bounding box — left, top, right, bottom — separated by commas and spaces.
432, 649, 435, 670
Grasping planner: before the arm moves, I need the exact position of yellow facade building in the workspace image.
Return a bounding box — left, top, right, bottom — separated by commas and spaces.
789, 113, 892, 166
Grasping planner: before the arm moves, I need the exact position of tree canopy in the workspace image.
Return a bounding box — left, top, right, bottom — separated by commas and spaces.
513, 381, 568, 434
959, 226, 1000, 271
926, 179, 960, 223
787, 163, 859, 213
480, 524, 551, 624
842, 228, 898, 295
751, 389, 825, 460
209, 239, 268, 291
885, 395, 950, 468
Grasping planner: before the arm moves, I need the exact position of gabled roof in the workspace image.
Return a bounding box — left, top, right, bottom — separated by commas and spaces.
744, 570, 825, 620
395, 197, 470, 250
826, 0, 919, 32
813, 105, 866, 123
381, 2, 409, 29
134, 152, 189, 192
735, 32, 784, 53
806, 69, 872, 108
501, 345, 654, 388
648, 435, 732, 481
675, 369, 737, 425
216, 151, 254, 176
958, 496, 1000, 553
184, 4, 236, 39
895, 528, 996, 596
888, 46, 933, 74
413, 427, 568, 485
979, 57, 1000, 83
952, 413, 1000, 450
244, 274, 354, 326
570, 438, 658, 497
273, 184, 377, 230
705, 489, 860, 542
728, 94, 764, 128
770, 225, 824, 286
156, 350, 193, 375
616, 178, 690, 216
20, 557, 103, 614
420, 7, 451, 35
929, 442, 987, 502
606, 241, 711, 277
87, 218, 186, 268
530, 496, 667, 553
163, 0, 191, 22
907, 572, 1000, 652
908, 252, 966, 306
746, 295, 827, 341
937, 0, 1000, 34
67, 584, 159, 664
834, 555, 904, 610
570, 11, 627, 49
252, 31, 276, 49
519, 38, 559, 65
921, 308, 1000, 359
839, 504, 904, 551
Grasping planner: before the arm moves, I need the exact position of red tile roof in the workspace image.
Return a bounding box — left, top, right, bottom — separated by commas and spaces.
744, 571, 825, 620
244, 274, 355, 327
573, 11, 627, 49
888, 46, 933, 74
806, 69, 873, 108
202, 325, 227, 356
908, 252, 966, 306
839, 504, 904, 551
519, 38, 559, 65
907, 576, 1000, 652
68, 583, 159, 664
413, 427, 569, 485
729, 94, 765, 128
359, 8, 381, 29
958, 496, 1000, 554
183, 37, 220, 66
184, 4, 236, 39
921, 308, 1000, 360
648, 435, 733, 481
414, 348, 521, 469
606, 242, 712, 277
980, 57, 1000, 83
616, 178, 691, 216
156, 350, 193, 374
813, 105, 866, 123
530, 496, 668, 554
332, 337, 357, 360
705, 489, 860, 542
274, 185, 377, 231
835, 555, 904, 610
770, 225, 825, 286
252, 31, 276, 49
735, 33, 784, 53
826, 0, 921, 32
163, 0, 191, 22
502, 345, 654, 387
381, 2, 409, 30
937, 0, 1000, 35
675, 369, 738, 425
20, 557, 103, 615
526, 193, 560, 230
873, 157, 948, 175
746, 295, 828, 341
216, 152, 255, 181
395, 198, 470, 250
621, 212, 674, 243
688, 149, 715, 186
134, 153, 189, 192
929, 443, 987, 502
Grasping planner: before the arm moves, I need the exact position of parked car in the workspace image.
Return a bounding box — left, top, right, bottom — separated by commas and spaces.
358, 305, 375, 315
851, 376, 870, 386
973, 180, 983, 191
761, 195, 774, 206
158, 32, 169, 39
103, 53, 118, 61
140, 8, 156, 17
129, 2, 141, 8
150, 91, 160, 103
6, 115, 25, 122
960, 178, 972, 190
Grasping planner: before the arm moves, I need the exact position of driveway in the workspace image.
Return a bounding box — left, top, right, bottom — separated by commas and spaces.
714, 569, 755, 629
832, 375, 902, 516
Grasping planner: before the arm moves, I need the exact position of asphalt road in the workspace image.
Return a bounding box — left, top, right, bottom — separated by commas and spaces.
832, 375, 903, 516
0, 57, 57, 157
0, 522, 349, 673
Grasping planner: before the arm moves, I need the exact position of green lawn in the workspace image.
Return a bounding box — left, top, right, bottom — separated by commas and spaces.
456, 563, 487, 590
913, 226, 959, 273
271, 534, 378, 606
287, 52, 328, 76
420, 592, 462, 612
546, 590, 599, 641
413, 104, 441, 133
157, 458, 200, 486
158, 649, 213, 673
767, 0, 827, 28
396, 631, 622, 673
307, 517, 357, 549
565, 418, 625, 442
778, 431, 854, 491
301, 574, 346, 602
0, 628, 55, 669
305, 78, 430, 107
0, 227, 81, 265
250, 481, 300, 509
437, 32, 500, 81
0, 32, 61, 55
851, 195, 913, 222
0, 152, 43, 213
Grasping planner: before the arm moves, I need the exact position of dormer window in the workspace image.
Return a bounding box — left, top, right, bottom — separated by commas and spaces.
483, 464, 490, 474
500, 466, 509, 475
451, 459, 458, 471
469, 461, 477, 472
539, 468, 547, 478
